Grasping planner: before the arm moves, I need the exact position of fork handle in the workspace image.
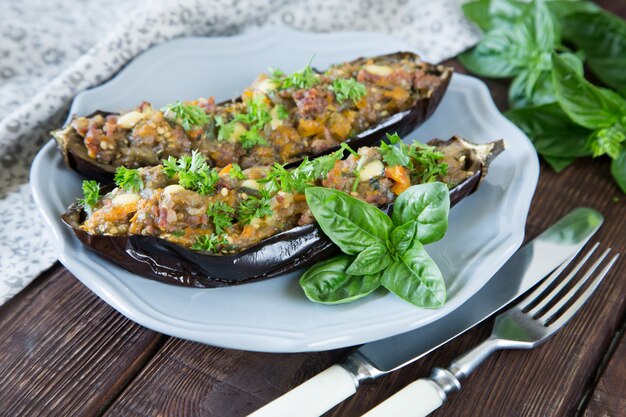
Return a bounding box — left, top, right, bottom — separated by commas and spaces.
363, 338, 503, 417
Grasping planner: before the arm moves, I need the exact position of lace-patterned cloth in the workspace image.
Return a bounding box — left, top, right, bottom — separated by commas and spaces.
0, 0, 479, 304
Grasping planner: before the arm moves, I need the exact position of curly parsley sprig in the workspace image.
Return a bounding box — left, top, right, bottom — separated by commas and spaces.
78, 180, 101, 211
162, 151, 219, 195
207, 201, 235, 235
237, 189, 273, 225
258, 145, 347, 194
191, 233, 230, 253
114, 167, 144, 192
162, 101, 210, 131
270, 57, 320, 90
331, 78, 367, 104
215, 98, 271, 149
380, 133, 448, 183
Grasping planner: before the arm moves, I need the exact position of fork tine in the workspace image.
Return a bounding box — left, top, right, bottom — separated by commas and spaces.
521, 242, 599, 314
537, 248, 611, 321
546, 254, 619, 331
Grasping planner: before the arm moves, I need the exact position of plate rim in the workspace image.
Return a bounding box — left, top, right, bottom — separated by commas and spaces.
32, 28, 538, 352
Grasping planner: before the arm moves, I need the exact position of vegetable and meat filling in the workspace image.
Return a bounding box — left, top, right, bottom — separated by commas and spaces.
76, 134, 497, 254
53, 53, 450, 170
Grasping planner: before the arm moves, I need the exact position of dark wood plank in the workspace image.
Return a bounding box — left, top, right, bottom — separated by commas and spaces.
582, 326, 626, 417
102, 338, 348, 417
0, 264, 166, 416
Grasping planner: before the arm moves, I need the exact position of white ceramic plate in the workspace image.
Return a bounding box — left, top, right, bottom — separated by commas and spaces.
31, 27, 538, 352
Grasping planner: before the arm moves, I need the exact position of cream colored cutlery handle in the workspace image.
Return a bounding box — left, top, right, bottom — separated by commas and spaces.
362, 379, 443, 417
248, 364, 357, 417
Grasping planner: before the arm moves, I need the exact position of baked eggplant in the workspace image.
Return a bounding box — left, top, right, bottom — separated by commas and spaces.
53, 52, 453, 183
62, 135, 504, 288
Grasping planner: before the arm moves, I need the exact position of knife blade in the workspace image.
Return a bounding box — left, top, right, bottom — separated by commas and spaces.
249, 207, 603, 417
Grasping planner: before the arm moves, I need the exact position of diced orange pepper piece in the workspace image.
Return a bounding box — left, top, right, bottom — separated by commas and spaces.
241, 225, 255, 239
219, 163, 233, 176
385, 166, 411, 195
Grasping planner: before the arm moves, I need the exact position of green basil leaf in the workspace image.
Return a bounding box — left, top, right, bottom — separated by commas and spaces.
305, 187, 392, 254
346, 243, 393, 275
391, 182, 450, 244
509, 52, 583, 108
381, 242, 446, 308
611, 148, 626, 193
561, 10, 626, 92
505, 102, 593, 158
390, 221, 418, 256
299, 255, 382, 304
462, 0, 527, 32
459, 0, 557, 79
458, 28, 529, 78
546, 1, 599, 20
509, 68, 552, 108
552, 52, 626, 129
531, 0, 558, 51
542, 155, 576, 172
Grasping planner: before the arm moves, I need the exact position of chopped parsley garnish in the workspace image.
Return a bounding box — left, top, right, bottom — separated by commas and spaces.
162, 101, 210, 130
276, 104, 289, 120
268, 67, 285, 84
191, 233, 229, 253
380, 133, 448, 183
258, 147, 345, 194
207, 201, 235, 234
214, 116, 235, 141
162, 151, 219, 195
237, 189, 273, 225
239, 127, 268, 150
114, 166, 144, 192
331, 78, 367, 104
229, 163, 246, 180
272, 58, 319, 90
171, 230, 186, 237
78, 180, 100, 210
215, 98, 272, 149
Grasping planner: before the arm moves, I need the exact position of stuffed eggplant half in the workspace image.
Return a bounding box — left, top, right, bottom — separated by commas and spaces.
62, 134, 504, 287
53, 52, 452, 182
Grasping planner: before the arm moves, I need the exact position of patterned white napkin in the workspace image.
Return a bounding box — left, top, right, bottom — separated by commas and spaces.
0, 0, 480, 305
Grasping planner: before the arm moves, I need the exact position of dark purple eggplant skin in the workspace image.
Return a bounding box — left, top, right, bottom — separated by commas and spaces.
54, 52, 453, 182
61, 171, 481, 288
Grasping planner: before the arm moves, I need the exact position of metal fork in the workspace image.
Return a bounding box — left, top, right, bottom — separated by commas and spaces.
363, 243, 620, 417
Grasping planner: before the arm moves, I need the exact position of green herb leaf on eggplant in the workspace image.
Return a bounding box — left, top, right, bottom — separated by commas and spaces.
114, 166, 144, 193
331, 78, 367, 104
78, 180, 101, 211
162, 101, 210, 131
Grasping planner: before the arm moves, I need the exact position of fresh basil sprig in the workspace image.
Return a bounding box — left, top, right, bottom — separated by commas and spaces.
561, 10, 626, 94
460, 0, 574, 108
300, 182, 449, 308
506, 102, 593, 172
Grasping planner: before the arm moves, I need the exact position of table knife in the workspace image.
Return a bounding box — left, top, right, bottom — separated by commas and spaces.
248, 207, 603, 417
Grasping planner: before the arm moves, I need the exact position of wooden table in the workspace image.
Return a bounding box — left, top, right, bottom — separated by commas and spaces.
2, 3, 625, 416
